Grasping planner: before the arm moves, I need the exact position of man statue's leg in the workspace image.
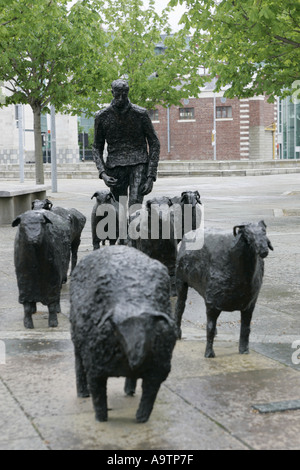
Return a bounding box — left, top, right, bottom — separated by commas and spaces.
106, 167, 129, 244
128, 164, 148, 208
127, 164, 148, 247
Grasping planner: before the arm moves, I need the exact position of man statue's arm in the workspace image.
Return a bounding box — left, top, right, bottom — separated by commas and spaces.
92, 112, 118, 187
143, 112, 160, 182
92, 112, 106, 177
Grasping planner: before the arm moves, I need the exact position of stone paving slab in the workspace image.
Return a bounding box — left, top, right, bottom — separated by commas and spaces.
0, 174, 299, 450
0, 334, 299, 450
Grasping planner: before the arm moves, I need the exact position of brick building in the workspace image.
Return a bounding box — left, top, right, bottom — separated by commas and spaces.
0, 102, 79, 165
152, 84, 277, 161
0, 80, 279, 165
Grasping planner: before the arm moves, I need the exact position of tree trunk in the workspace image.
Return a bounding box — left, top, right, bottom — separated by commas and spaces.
32, 103, 44, 185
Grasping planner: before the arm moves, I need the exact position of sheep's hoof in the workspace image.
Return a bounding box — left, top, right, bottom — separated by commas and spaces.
48, 313, 58, 328
176, 327, 182, 340
239, 348, 249, 355
95, 412, 108, 422
136, 409, 150, 423
124, 378, 137, 396
24, 316, 34, 329
205, 349, 215, 358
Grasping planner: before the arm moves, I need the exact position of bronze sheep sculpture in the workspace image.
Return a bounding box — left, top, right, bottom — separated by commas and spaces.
70, 245, 177, 422
175, 221, 273, 357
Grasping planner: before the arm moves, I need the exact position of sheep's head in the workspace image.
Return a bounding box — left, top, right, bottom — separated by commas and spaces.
91, 190, 116, 204
146, 196, 173, 211
180, 190, 202, 207
233, 220, 274, 258
12, 210, 53, 245
31, 198, 53, 210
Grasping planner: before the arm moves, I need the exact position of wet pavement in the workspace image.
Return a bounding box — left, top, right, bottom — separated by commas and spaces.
0, 173, 299, 450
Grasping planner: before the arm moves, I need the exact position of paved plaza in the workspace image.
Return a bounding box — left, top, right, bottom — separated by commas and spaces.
0, 173, 299, 450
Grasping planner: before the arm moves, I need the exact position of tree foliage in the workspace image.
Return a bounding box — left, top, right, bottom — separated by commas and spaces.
170, 0, 300, 101
67, 0, 205, 113
0, 0, 105, 183
0, 0, 105, 111
0, 0, 206, 182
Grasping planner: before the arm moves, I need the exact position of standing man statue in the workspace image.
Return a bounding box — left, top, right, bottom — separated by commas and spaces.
92, 79, 160, 208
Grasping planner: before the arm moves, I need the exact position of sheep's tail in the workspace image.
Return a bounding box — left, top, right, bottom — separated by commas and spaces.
113, 310, 175, 370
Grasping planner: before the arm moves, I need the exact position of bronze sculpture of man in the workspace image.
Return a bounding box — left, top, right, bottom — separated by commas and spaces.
92, 79, 160, 207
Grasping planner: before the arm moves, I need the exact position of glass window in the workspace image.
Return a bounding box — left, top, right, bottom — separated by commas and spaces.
148, 109, 159, 121
179, 108, 194, 120
279, 97, 300, 159
216, 106, 232, 118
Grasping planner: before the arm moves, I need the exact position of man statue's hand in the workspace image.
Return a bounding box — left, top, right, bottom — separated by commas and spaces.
100, 171, 118, 187
141, 177, 154, 196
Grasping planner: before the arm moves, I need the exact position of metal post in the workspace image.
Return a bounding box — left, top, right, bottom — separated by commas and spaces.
51, 105, 57, 192
294, 99, 297, 159
18, 104, 24, 183
167, 106, 170, 153
82, 132, 85, 161
213, 93, 217, 161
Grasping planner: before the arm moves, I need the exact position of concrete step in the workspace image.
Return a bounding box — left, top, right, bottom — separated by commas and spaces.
1, 159, 300, 179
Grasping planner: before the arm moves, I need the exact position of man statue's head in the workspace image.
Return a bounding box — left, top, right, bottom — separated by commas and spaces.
111, 79, 130, 109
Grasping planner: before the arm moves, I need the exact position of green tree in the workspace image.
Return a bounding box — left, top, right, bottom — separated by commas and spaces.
170, 0, 300, 101
67, 0, 205, 113
0, 0, 106, 184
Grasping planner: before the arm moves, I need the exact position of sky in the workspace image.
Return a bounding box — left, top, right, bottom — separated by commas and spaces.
144, 0, 187, 31
69, 0, 187, 32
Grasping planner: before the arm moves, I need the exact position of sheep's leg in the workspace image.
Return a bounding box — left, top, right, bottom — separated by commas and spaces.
90, 376, 108, 422
239, 306, 254, 354
48, 302, 58, 328
31, 302, 37, 314
92, 229, 100, 250
89, 377, 107, 422
124, 377, 137, 396
23, 302, 35, 329
168, 262, 177, 297
92, 211, 100, 250
74, 349, 89, 397
70, 238, 80, 274
136, 377, 162, 423
205, 307, 221, 358
174, 281, 188, 339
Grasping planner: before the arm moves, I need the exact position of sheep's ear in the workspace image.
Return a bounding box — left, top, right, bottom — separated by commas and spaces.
91, 192, 98, 200
196, 191, 202, 204
233, 225, 245, 236
259, 220, 267, 228
43, 214, 53, 225
12, 216, 21, 227
105, 192, 116, 203
180, 192, 187, 203
168, 198, 173, 207
45, 199, 53, 210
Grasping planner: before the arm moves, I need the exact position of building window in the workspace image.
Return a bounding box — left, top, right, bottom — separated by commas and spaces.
148, 109, 159, 121
179, 108, 195, 120
279, 97, 300, 159
198, 66, 209, 75
216, 106, 232, 119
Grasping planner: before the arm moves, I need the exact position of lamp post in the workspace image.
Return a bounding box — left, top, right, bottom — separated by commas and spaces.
51, 105, 57, 192
18, 104, 24, 183
213, 93, 217, 161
